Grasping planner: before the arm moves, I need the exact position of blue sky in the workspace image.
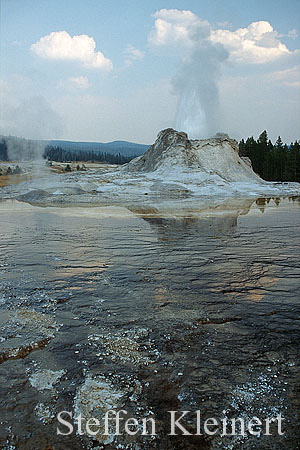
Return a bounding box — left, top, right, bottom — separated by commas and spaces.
1, 0, 299, 143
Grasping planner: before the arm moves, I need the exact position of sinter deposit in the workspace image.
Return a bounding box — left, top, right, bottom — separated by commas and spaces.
125, 128, 263, 183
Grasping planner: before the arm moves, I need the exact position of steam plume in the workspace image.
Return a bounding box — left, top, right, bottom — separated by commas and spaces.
150, 9, 228, 138
174, 44, 228, 138
5, 136, 45, 161
1, 95, 62, 160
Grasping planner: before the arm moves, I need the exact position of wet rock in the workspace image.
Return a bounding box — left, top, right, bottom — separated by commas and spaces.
35, 403, 56, 424
88, 328, 159, 366
0, 337, 50, 364
0, 308, 58, 364
73, 375, 126, 445
29, 369, 66, 391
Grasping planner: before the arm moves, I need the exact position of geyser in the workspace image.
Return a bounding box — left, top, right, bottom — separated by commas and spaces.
124, 128, 264, 184
175, 86, 207, 138
173, 42, 228, 139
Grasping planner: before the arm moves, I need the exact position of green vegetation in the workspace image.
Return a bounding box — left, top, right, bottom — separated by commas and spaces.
239, 131, 300, 182
0, 139, 8, 161
43, 145, 134, 165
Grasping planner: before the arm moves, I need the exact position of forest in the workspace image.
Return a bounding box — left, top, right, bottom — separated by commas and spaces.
43, 145, 133, 165
0, 139, 133, 165
239, 131, 300, 182
1, 132, 300, 182
0, 140, 8, 161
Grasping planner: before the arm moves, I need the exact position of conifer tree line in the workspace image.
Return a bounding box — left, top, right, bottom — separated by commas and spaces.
0, 140, 8, 161
238, 131, 300, 182
43, 145, 133, 165
0, 138, 134, 164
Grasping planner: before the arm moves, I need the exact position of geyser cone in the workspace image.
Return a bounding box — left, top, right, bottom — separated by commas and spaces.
124, 128, 265, 183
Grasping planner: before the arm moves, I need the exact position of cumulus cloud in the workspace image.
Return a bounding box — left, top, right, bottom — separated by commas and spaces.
150, 11, 294, 64
59, 76, 90, 89
124, 45, 145, 66
211, 21, 291, 64
31, 31, 113, 70
149, 8, 210, 50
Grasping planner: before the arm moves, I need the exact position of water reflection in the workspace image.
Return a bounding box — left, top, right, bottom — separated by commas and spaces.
143, 215, 238, 240
0, 196, 299, 449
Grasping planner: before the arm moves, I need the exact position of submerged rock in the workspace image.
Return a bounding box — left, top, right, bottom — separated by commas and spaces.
34, 402, 56, 425
124, 128, 264, 183
0, 308, 58, 364
88, 327, 158, 366
74, 376, 126, 445
29, 369, 66, 391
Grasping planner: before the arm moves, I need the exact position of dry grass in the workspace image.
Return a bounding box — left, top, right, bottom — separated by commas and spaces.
0, 161, 116, 187
0, 173, 33, 188
49, 161, 114, 173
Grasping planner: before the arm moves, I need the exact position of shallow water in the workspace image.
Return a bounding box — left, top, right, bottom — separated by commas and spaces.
0, 197, 299, 449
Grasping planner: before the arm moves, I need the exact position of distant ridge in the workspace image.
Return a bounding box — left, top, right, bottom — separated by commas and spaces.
47, 139, 149, 157
0, 134, 149, 159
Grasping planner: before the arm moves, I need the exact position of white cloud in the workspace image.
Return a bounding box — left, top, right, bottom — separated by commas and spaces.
287, 29, 298, 39
124, 45, 145, 66
31, 31, 113, 70
11, 40, 22, 47
59, 76, 90, 89
149, 10, 294, 65
211, 21, 291, 64
280, 29, 298, 40
149, 9, 210, 49
266, 65, 300, 87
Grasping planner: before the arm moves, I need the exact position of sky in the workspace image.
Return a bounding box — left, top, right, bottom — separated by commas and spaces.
0, 0, 299, 144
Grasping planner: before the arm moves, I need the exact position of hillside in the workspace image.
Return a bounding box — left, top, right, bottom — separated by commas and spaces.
48, 139, 149, 157
0, 135, 149, 161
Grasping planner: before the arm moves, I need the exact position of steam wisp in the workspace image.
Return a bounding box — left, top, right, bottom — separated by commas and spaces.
173, 34, 228, 138
5, 136, 46, 162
